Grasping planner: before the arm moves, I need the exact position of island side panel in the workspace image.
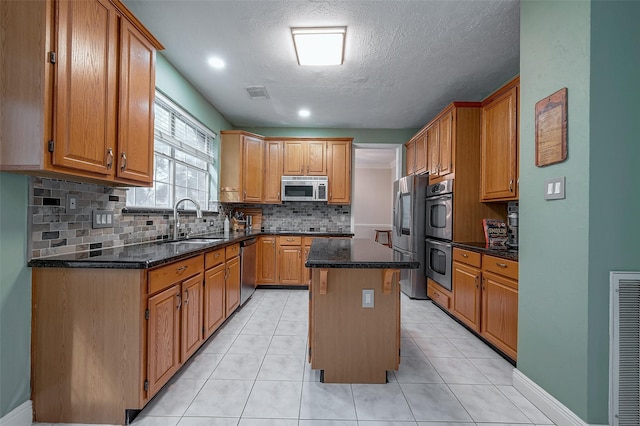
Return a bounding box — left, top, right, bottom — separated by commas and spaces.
31, 268, 147, 424
310, 268, 400, 383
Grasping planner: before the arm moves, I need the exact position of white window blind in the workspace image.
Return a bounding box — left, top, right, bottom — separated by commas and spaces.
127, 91, 217, 209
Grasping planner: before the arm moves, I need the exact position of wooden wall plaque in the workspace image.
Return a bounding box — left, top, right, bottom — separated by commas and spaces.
535, 88, 568, 167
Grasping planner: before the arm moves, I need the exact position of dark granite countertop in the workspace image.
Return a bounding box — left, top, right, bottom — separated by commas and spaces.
453, 242, 519, 261
28, 230, 354, 269
305, 238, 420, 269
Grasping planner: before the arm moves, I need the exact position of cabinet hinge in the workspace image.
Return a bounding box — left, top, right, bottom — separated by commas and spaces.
48, 51, 56, 64
144, 380, 149, 392
145, 309, 149, 320
47, 140, 54, 153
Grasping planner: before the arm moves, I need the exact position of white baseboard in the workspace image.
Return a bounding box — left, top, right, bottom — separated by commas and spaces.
513, 369, 608, 426
0, 401, 32, 426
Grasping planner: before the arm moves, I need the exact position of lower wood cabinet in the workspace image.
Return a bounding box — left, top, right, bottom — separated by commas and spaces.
147, 284, 182, 397
447, 248, 518, 360
278, 239, 303, 284
147, 255, 205, 397
225, 255, 241, 316
257, 236, 277, 284
204, 262, 226, 338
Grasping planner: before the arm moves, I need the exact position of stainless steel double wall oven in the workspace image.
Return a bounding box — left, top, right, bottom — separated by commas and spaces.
425, 179, 454, 291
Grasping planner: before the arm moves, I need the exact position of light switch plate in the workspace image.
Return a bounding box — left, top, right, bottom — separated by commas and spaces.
544, 176, 566, 200
66, 194, 78, 212
92, 210, 114, 229
362, 289, 374, 308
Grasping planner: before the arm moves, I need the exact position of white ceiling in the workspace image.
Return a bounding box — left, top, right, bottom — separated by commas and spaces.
123, 0, 520, 130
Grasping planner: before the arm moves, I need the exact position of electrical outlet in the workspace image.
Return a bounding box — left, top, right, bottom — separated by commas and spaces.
66, 194, 78, 212
362, 289, 374, 308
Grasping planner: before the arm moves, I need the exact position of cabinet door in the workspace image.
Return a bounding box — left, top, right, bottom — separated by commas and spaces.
426, 123, 439, 176
243, 135, 264, 202
415, 133, 427, 174
225, 256, 241, 317
481, 85, 518, 201
257, 237, 277, 284
306, 141, 327, 175
204, 263, 226, 339
117, 18, 156, 184
181, 273, 204, 361
147, 284, 181, 397
283, 141, 305, 175
53, 0, 118, 176
405, 140, 415, 175
438, 109, 454, 177
302, 244, 312, 284
327, 140, 351, 204
278, 246, 302, 284
263, 140, 283, 203
452, 262, 481, 332
481, 271, 518, 360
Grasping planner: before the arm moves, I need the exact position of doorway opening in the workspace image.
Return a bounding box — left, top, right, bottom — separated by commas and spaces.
352, 144, 402, 241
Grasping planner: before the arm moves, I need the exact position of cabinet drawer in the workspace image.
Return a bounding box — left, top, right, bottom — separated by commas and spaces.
279, 236, 302, 246
453, 248, 481, 268
225, 243, 240, 260
148, 255, 204, 295
483, 255, 518, 281
205, 248, 225, 269
427, 282, 450, 310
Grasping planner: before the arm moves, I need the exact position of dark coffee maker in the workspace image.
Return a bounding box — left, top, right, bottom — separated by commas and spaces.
507, 212, 518, 248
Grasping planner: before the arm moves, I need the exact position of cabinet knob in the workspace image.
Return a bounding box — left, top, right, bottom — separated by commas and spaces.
496, 262, 508, 268
176, 265, 188, 274
243, 190, 246, 200
120, 152, 127, 172
106, 148, 114, 169
184, 288, 189, 304
461, 253, 468, 258
176, 293, 182, 310
509, 180, 513, 192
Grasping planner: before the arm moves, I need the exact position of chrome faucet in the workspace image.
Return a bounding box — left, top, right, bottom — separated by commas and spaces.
173, 197, 202, 240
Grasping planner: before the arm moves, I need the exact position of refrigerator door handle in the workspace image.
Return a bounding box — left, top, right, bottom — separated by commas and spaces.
394, 191, 402, 237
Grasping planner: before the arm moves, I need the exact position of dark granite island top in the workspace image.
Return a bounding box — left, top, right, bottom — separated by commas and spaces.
305, 238, 420, 269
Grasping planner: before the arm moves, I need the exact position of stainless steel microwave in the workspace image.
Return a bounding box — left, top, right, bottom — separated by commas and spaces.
281, 176, 328, 201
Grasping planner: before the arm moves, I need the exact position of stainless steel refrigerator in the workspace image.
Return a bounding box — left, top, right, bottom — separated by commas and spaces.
393, 174, 429, 299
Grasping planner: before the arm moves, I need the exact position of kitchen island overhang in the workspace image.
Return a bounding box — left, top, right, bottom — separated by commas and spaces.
305, 238, 419, 384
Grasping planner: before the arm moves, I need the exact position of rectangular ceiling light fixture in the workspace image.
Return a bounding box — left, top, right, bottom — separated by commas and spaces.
291, 27, 346, 66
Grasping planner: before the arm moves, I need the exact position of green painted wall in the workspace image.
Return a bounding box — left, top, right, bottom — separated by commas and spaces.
156, 53, 233, 134
243, 127, 418, 145
588, 1, 640, 420
0, 173, 31, 417
519, 1, 640, 423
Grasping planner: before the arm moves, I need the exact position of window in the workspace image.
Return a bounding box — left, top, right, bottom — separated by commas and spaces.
127, 92, 217, 209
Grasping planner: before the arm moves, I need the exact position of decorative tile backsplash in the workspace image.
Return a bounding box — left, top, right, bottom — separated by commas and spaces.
28, 177, 351, 259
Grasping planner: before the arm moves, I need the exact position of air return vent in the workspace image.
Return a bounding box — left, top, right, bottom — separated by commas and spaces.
245, 86, 270, 100
610, 271, 640, 426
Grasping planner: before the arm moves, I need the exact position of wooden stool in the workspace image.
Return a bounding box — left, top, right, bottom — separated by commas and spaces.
374, 229, 392, 248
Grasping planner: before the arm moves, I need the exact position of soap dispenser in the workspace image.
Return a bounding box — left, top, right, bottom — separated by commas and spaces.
223, 214, 230, 237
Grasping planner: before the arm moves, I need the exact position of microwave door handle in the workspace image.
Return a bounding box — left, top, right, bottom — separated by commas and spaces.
313, 185, 317, 200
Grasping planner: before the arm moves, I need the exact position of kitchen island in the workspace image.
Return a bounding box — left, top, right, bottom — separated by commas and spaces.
305, 238, 419, 383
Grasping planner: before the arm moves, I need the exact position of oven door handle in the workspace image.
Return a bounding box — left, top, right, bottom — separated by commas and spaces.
426, 195, 452, 202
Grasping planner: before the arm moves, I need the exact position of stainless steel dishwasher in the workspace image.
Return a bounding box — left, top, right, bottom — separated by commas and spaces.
240, 237, 257, 306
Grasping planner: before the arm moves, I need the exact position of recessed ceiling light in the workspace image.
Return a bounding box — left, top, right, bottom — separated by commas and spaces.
291, 27, 346, 66
208, 57, 225, 69
298, 109, 311, 118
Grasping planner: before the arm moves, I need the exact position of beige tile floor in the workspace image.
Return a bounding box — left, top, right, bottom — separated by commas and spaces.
36, 289, 555, 426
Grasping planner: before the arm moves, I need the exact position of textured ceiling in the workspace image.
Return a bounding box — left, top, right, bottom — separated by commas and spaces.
124, 0, 520, 130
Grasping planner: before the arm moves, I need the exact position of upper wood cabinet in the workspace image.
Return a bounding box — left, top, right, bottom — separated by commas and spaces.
283, 140, 326, 175
327, 140, 352, 204
426, 107, 454, 181
404, 131, 426, 176
480, 77, 519, 201
263, 140, 283, 203
220, 130, 265, 203
0, 0, 163, 186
